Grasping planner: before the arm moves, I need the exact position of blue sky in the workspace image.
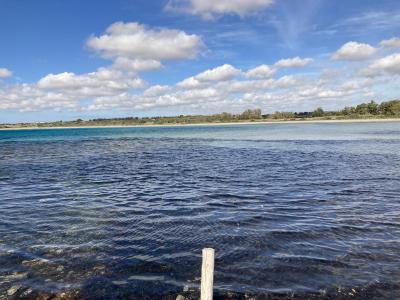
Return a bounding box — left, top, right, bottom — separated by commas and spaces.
1, 0, 400, 123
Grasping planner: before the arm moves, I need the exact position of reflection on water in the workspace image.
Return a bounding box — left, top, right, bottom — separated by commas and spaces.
0, 122, 400, 299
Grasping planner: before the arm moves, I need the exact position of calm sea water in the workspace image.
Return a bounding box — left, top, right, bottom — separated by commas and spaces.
1, 122, 400, 299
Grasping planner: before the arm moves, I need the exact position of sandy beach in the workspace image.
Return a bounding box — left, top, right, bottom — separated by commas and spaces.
1, 118, 400, 131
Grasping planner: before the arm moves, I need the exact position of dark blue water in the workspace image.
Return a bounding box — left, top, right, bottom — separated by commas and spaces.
1, 123, 400, 299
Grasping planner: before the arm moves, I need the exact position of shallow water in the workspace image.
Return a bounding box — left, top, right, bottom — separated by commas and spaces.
1, 122, 400, 299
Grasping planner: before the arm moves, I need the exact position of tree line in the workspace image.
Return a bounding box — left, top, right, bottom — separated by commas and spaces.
1, 100, 399, 128
269, 100, 400, 119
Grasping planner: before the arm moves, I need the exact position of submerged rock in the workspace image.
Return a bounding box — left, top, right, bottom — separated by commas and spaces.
22, 258, 50, 267
56, 265, 65, 272
1, 271, 28, 282
7, 285, 21, 296
20, 288, 33, 297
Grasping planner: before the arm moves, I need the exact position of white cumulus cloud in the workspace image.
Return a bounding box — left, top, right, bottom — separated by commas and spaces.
332, 41, 377, 61
380, 37, 400, 49
176, 64, 241, 89
38, 67, 145, 97
245, 64, 276, 78
195, 64, 241, 81
176, 76, 205, 89
143, 85, 172, 97
0, 84, 79, 112
274, 57, 313, 68
361, 53, 400, 76
112, 57, 162, 72
0, 68, 12, 78
2, 26, 399, 116
87, 22, 203, 61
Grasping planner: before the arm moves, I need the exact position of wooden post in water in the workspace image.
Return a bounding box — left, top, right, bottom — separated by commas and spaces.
201, 248, 215, 300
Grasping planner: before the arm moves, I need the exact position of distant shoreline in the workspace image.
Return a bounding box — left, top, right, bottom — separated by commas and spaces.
1, 118, 400, 131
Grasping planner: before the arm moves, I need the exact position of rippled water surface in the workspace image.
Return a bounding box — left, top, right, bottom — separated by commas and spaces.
1, 122, 400, 299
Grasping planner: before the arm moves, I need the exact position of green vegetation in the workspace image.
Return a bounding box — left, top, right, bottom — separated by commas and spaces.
269, 100, 400, 120
1, 100, 400, 129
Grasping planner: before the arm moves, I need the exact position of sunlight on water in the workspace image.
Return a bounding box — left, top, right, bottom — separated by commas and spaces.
0, 122, 400, 299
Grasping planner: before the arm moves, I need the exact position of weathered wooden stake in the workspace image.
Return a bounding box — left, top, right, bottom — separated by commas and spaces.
201, 248, 215, 300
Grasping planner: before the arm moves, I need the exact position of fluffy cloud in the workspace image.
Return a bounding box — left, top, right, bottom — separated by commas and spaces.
217, 75, 301, 94
1, 66, 146, 112
0, 84, 79, 112
37, 67, 145, 98
177, 76, 205, 89
112, 57, 162, 72
86, 67, 308, 111
2, 33, 399, 115
332, 41, 377, 61
166, 0, 274, 19
245, 64, 275, 78
361, 53, 400, 76
380, 37, 400, 49
195, 64, 241, 81
0, 22, 205, 113
0, 68, 12, 78
177, 64, 241, 89
143, 85, 172, 97
88, 86, 227, 111
86, 67, 377, 113
87, 22, 202, 62
2, 57, 383, 114
274, 57, 313, 68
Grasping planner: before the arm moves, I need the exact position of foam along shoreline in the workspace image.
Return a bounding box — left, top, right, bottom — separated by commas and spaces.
1, 118, 400, 131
